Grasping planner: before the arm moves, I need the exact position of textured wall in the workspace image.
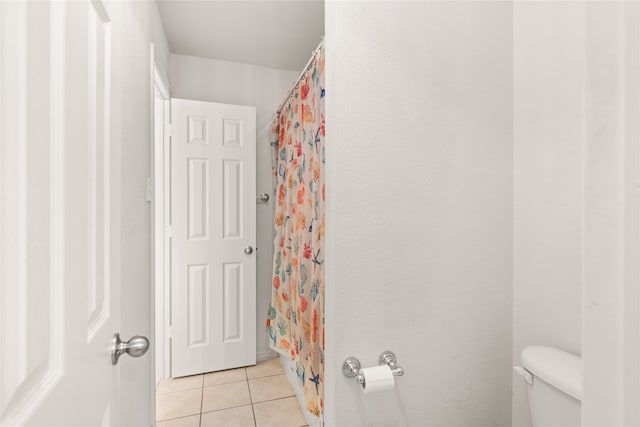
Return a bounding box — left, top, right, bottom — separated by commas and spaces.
324, 2, 513, 426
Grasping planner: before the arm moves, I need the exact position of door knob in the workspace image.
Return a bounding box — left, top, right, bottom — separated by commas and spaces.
244, 246, 253, 255
111, 333, 150, 365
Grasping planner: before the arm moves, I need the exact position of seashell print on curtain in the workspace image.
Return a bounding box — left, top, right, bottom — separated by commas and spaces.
267, 46, 325, 419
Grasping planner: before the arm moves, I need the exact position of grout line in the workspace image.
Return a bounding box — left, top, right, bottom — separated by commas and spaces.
245, 371, 287, 381
198, 384, 204, 427
251, 394, 297, 406
202, 370, 286, 389
198, 374, 203, 427
156, 412, 201, 423
156, 374, 205, 394
247, 379, 258, 427
200, 403, 254, 416
203, 378, 251, 389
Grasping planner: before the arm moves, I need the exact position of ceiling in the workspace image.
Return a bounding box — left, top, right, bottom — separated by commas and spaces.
156, 0, 325, 71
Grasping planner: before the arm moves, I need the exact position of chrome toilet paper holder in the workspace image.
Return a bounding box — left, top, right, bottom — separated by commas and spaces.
342, 351, 405, 384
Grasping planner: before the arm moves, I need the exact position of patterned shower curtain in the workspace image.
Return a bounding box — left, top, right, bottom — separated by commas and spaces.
267, 47, 325, 418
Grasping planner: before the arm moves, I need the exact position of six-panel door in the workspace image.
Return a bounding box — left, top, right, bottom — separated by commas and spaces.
171, 99, 257, 378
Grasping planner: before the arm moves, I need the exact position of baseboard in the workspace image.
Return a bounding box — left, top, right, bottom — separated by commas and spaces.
256, 349, 278, 362
278, 354, 321, 427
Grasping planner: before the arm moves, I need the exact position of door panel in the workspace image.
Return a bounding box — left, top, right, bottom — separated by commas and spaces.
171, 99, 256, 378
0, 3, 65, 421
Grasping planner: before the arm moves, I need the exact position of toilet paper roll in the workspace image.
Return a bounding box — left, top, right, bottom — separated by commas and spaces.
360, 365, 395, 394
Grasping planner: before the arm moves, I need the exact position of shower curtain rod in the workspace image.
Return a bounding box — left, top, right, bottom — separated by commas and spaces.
276, 37, 325, 115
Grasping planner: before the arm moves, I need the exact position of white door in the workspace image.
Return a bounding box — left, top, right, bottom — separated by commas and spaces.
0, 1, 149, 426
171, 99, 256, 377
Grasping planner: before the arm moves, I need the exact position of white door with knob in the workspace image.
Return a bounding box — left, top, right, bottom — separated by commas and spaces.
0, 1, 150, 426
171, 99, 256, 377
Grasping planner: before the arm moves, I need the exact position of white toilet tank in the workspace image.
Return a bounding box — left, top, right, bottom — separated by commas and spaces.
515, 346, 582, 427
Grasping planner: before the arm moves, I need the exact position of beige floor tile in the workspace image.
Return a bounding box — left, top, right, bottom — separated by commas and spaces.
203, 367, 247, 386
157, 374, 203, 394
200, 405, 255, 427
156, 388, 202, 422
157, 414, 200, 427
202, 381, 252, 413
253, 397, 307, 427
245, 358, 284, 379
248, 374, 295, 403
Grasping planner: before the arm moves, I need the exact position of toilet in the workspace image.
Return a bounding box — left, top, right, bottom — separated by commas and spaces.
514, 346, 583, 427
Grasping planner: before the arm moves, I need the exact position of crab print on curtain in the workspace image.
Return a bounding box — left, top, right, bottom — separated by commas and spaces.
267, 46, 325, 418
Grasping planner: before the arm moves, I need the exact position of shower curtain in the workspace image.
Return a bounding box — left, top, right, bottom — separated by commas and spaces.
268, 46, 325, 418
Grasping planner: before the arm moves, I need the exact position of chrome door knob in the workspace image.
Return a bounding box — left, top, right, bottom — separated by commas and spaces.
244, 246, 253, 255
111, 333, 150, 365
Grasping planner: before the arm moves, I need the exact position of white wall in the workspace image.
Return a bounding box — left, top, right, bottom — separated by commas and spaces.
170, 53, 299, 360
324, 2, 513, 426
513, 3, 640, 425
581, 3, 640, 425
512, 3, 585, 426
116, 1, 170, 424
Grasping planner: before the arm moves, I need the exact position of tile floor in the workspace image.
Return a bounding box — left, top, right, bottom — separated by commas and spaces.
156, 358, 309, 427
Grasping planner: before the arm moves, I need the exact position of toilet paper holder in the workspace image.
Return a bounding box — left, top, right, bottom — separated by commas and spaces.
342, 351, 405, 384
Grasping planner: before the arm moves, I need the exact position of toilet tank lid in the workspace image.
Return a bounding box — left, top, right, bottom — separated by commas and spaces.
521, 346, 583, 401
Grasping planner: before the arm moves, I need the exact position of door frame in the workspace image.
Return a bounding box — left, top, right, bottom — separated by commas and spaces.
150, 43, 171, 387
